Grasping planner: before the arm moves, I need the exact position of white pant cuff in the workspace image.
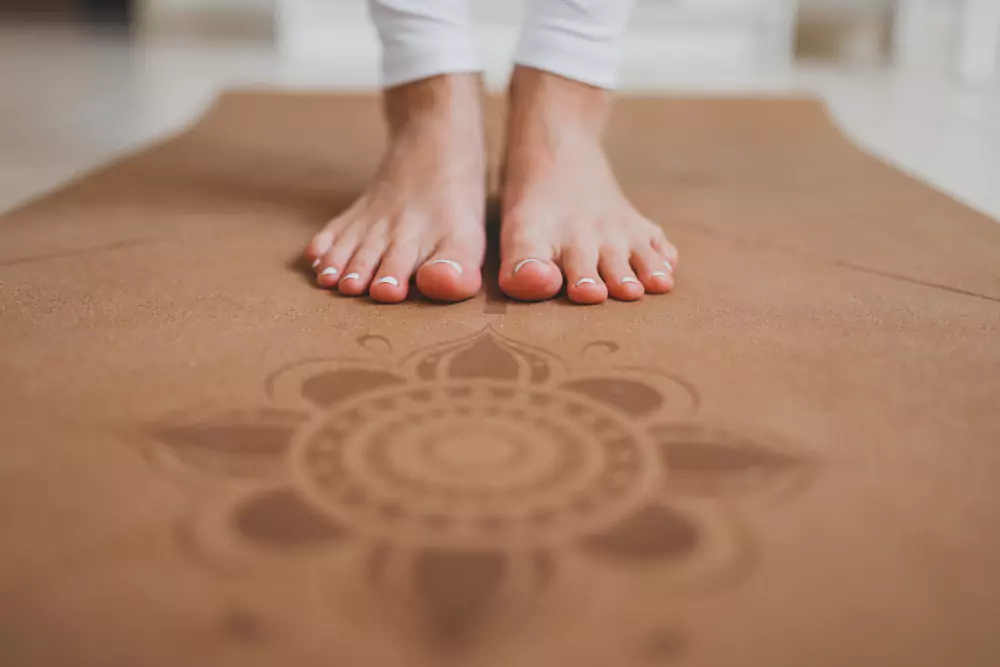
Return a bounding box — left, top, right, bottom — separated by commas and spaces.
514, 26, 621, 89
381, 48, 481, 88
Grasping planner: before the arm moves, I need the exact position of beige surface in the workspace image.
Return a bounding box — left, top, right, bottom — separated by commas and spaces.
2, 92, 999, 667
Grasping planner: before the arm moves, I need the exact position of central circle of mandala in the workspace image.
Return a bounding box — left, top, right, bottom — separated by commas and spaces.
292, 380, 660, 549
425, 429, 523, 472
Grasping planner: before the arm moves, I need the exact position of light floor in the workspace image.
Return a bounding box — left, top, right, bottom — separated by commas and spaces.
1, 24, 998, 222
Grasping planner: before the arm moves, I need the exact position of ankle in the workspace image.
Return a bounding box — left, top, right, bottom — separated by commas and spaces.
382, 73, 485, 139
501, 69, 609, 194
507, 66, 610, 139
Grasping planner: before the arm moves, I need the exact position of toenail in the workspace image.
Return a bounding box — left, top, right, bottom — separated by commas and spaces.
376, 276, 399, 286
575, 278, 597, 287
428, 259, 463, 274
621, 276, 639, 284
664, 261, 674, 272
343, 272, 360, 282
514, 259, 543, 274
311, 258, 321, 269
320, 267, 338, 277
651, 271, 669, 279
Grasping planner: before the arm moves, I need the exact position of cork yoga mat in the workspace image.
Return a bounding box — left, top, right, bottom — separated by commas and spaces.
2, 92, 999, 667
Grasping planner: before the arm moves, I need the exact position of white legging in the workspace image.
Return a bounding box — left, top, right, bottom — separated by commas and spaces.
368, 0, 636, 89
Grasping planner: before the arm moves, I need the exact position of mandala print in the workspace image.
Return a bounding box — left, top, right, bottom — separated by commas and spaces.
148, 328, 814, 650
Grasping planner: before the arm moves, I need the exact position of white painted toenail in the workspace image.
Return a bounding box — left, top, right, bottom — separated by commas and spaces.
376, 276, 399, 287
651, 271, 669, 279
428, 259, 463, 274
575, 278, 597, 287
514, 259, 543, 274
320, 267, 338, 277
343, 273, 360, 282
311, 258, 321, 269
664, 261, 674, 272
621, 276, 639, 284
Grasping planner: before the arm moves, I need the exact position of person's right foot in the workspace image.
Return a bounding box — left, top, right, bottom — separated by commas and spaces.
305, 74, 486, 303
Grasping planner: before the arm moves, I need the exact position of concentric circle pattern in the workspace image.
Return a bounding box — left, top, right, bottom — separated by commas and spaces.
294, 380, 661, 549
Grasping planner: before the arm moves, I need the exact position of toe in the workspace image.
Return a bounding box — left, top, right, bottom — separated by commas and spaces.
370, 242, 419, 304
500, 257, 563, 302
416, 244, 482, 302
650, 227, 680, 271
561, 242, 607, 305
599, 247, 644, 302
631, 244, 675, 294
315, 228, 361, 289
499, 227, 561, 301
306, 227, 336, 262
339, 238, 386, 296
307, 208, 359, 269
307, 228, 336, 264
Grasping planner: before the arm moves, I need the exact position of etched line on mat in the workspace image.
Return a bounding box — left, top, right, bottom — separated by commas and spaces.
581, 341, 620, 360
483, 197, 508, 315
708, 229, 1000, 306
834, 260, 1000, 304
484, 283, 508, 315
358, 334, 393, 354
0, 237, 164, 268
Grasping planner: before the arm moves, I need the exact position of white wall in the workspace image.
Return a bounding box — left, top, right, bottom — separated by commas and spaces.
137, 0, 275, 36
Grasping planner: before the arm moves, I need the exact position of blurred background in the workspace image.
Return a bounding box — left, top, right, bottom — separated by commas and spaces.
1, 0, 998, 217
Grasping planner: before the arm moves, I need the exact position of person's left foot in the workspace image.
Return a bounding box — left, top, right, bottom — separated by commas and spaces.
499, 66, 678, 305
305, 74, 486, 303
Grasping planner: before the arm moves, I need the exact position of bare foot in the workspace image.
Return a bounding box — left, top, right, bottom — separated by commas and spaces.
499, 66, 678, 305
306, 74, 486, 303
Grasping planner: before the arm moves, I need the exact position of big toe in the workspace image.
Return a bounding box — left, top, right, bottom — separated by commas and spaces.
415, 246, 482, 302
499, 258, 562, 301
499, 232, 562, 301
